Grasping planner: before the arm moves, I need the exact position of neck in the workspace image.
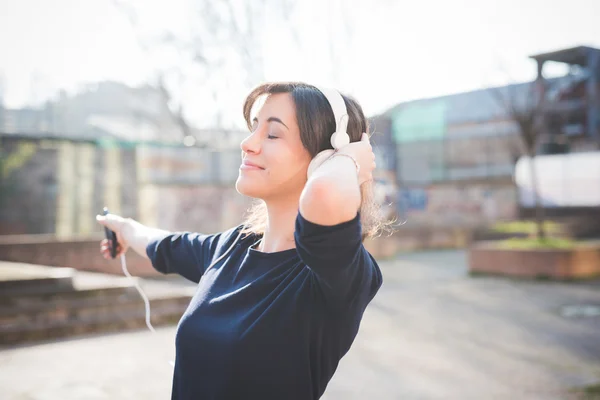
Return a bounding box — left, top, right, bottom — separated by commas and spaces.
258, 195, 300, 253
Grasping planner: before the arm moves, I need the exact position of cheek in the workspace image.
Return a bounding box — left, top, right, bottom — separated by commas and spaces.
272, 149, 311, 179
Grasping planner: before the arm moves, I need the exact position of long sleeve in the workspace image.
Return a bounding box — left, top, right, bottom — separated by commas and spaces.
146, 226, 240, 284
294, 211, 382, 311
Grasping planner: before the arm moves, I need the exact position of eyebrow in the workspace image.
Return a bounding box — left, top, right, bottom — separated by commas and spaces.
253, 116, 289, 130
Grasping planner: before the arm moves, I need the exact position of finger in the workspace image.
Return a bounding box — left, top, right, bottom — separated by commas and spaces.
102, 240, 113, 250
101, 247, 122, 260
101, 240, 122, 256
96, 215, 107, 226
361, 132, 369, 142
95, 214, 122, 231
115, 247, 126, 258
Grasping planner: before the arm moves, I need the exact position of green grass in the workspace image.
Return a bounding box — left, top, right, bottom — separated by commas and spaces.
492, 220, 562, 235
499, 237, 577, 250
583, 383, 600, 398
571, 383, 600, 400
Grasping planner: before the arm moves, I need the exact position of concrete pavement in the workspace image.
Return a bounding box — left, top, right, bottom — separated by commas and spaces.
1, 250, 599, 399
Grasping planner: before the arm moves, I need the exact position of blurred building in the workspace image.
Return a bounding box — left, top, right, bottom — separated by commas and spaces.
531, 46, 600, 149
0, 81, 246, 148
2, 47, 598, 236
371, 45, 600, 228
0, 81, 248, 236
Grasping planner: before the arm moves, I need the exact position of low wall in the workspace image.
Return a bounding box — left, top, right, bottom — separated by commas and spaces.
0, 226, 475, 275
468, 241, 600, 280
0, 234, 160, 277
364, 226, 472, 259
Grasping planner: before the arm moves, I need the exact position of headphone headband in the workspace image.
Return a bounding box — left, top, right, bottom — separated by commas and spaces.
315, 86, 350, 149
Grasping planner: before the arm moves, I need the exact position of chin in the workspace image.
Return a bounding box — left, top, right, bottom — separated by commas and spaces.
235, 175, 264, 199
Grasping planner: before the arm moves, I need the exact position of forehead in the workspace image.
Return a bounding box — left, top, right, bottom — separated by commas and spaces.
252, 92, 296, 121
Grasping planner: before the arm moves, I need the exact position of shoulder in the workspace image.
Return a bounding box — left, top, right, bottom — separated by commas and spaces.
218, 224, 247, 245
210, 224, 265, 258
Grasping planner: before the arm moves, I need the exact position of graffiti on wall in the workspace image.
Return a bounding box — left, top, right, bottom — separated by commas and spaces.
397, 184, 517, 226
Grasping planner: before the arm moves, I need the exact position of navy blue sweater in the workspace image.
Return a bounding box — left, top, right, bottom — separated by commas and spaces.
146, 211, 382, 399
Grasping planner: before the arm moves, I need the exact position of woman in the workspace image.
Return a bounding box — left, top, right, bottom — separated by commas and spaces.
97, 82, 389, 400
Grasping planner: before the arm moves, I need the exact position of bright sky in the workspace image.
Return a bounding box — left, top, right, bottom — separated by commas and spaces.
1, 0, 599, 126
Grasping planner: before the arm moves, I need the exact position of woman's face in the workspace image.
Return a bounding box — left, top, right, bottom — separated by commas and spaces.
236, 93, 312, 201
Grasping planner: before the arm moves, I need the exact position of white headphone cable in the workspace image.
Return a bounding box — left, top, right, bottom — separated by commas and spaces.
120, 253, 155, 333
115, 228, 244, 367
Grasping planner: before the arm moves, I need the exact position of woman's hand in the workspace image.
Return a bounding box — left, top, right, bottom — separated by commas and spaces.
96, 213, 131, 259
307, 133, 376, 184
334, 133, 376, 185
301, 133, 375, 225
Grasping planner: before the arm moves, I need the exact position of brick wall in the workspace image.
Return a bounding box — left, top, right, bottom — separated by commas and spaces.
0, 234, 159, 277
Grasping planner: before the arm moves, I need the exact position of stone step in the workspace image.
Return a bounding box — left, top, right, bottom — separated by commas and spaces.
0, 282, 139, 310
0, 290, 190, 329
0, 261, 196, 346
0, 264, 75, 295
0, 298, 189, 346
0, 283, 138, 307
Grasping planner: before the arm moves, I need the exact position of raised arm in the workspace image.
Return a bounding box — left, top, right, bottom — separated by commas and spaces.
296, 133, 381, 310
299, 133, 374, 226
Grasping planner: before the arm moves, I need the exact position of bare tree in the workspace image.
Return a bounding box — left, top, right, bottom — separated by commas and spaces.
490, 79, 551, 240
113, 0, 219, 141
113, 0, 303, 140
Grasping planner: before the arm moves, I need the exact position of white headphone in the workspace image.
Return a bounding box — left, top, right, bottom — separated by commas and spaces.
315, 86, 350, 149
306, 86, 351, 178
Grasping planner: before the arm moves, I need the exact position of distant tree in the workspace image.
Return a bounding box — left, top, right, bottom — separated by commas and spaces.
491, 79, 551, 239
112, 0, 301, 140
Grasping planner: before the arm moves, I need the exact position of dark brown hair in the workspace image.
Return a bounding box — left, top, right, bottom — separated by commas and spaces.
240, 82, 392, 240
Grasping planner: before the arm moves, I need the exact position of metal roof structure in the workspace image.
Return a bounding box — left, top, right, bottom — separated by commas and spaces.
529, 46, 600, 67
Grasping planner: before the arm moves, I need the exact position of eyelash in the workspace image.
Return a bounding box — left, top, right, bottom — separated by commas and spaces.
250, 121, 278, 139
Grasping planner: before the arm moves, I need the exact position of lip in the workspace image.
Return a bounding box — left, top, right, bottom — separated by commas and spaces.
240, 160, 264, 170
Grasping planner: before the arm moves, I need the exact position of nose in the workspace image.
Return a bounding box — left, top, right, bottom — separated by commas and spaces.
240, 130, 261, 155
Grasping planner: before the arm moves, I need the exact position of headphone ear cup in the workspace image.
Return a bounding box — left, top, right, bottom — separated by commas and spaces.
307, 149, 335, 178
331, 131, 350, 149
330, 114, 350, 149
